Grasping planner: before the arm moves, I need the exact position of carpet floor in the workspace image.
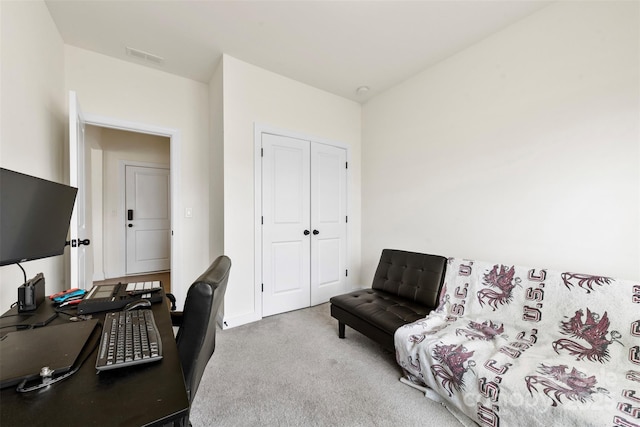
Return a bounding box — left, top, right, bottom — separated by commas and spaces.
189, 303, 461, 426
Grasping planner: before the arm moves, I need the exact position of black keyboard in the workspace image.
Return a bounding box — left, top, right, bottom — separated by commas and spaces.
96, 309, 163, 371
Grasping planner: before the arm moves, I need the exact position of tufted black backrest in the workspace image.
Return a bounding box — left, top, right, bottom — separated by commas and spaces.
371, 249, 447, 308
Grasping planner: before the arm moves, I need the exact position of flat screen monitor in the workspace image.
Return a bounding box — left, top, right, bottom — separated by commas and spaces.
0, 168, 77, 266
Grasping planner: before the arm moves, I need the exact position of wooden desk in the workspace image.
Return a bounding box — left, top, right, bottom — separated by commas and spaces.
0, 294, 189, 426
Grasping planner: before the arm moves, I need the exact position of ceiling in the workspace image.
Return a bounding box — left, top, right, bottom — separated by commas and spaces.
45, 0, 551, 103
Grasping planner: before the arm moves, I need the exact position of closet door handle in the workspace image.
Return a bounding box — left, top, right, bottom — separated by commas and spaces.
312, 230, 319, 235
303, 230, 310, 236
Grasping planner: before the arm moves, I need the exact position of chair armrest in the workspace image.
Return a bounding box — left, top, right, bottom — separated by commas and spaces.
170, 311, 184, 327
166, 293, 177, 311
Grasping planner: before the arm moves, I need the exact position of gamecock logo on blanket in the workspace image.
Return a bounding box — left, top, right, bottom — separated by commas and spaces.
477, 264, 520, 311
561, 272, 613, 293
456, 320, 504, 341
525, 364, 609, 407
430, 343, 475, 397
552, 308, 623, 363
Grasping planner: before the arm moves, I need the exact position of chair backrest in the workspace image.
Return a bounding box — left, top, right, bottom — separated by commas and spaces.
371, 249, 447, 309
175, 255, 231, 405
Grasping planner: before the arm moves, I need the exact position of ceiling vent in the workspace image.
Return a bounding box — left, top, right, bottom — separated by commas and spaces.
125, 47, 164, 65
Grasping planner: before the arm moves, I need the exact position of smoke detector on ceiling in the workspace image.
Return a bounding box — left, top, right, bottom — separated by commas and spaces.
356, 86, 370, 95
125, 47, 164, 65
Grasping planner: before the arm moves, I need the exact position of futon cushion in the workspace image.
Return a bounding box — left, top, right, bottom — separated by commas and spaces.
330, 289, 432, 335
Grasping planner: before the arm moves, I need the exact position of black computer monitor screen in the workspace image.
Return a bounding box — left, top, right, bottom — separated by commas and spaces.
0, 168, 78, 266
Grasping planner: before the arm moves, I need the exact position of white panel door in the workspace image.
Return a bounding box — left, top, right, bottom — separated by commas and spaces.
68, 91, 92, 290
262, 134, 311, 317
125, 165, 170, 274
310, 143, 347, 305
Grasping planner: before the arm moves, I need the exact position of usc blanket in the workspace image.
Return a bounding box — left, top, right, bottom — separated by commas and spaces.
394, 258, 640, 427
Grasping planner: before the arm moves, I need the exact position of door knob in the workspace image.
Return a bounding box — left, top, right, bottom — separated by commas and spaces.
67, 239, 92, 247
303, 230, 310, 235
313, 230, 319, 235
128, 224, 133, 228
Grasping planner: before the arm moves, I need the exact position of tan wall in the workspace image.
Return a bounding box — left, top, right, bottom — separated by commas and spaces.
65, 45, 209, 308
0, 1, 67, 311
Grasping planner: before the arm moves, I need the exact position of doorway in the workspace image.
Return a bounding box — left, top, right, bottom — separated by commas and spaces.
87, 127, 171, 281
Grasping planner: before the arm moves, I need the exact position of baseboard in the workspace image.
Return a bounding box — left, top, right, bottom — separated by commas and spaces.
221, 311, 261, 329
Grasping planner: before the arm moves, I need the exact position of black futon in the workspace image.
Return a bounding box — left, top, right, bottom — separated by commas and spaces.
329, 249, 448, 351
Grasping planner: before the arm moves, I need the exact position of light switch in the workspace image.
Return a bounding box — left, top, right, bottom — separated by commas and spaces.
185, 207, 193, 218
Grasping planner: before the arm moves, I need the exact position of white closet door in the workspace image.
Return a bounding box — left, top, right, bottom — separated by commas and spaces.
262, 134, 311, 317
310, 143, 347, 305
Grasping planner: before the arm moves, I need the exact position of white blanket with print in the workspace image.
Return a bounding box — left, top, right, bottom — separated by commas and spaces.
394, 258, 640, 427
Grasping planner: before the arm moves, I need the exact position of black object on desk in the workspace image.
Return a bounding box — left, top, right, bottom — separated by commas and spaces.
77, 281, 163, 314
95, 309, 163, 371
0, 292, 189, 427
0, 319, 98, 388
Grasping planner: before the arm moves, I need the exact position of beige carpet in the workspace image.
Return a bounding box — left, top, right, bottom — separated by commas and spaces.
190, 303, 462, 427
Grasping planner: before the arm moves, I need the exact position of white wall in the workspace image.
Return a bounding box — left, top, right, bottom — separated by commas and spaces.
362, 1, 639, 282
0, 1, 67, 311
87, 125, 104, 280
221, 55, 362, 327
65, 46, 210, 307
209, 61, 224, 269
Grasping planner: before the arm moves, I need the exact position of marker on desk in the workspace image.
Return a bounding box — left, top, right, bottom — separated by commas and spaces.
59, 297, 83, 308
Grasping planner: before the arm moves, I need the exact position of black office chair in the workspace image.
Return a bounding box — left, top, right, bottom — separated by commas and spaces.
170, 255, 231, 421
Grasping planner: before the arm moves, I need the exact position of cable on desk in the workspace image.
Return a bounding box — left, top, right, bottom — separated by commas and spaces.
0, 312, 57, 331
0, 312, 33, 318
16, 263, 27, 284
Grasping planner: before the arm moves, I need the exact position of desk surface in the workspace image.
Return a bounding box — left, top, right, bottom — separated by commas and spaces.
0, 293, 189, 426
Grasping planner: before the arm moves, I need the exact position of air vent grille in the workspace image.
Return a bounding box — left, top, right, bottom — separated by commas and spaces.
125, 47, 164, 65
